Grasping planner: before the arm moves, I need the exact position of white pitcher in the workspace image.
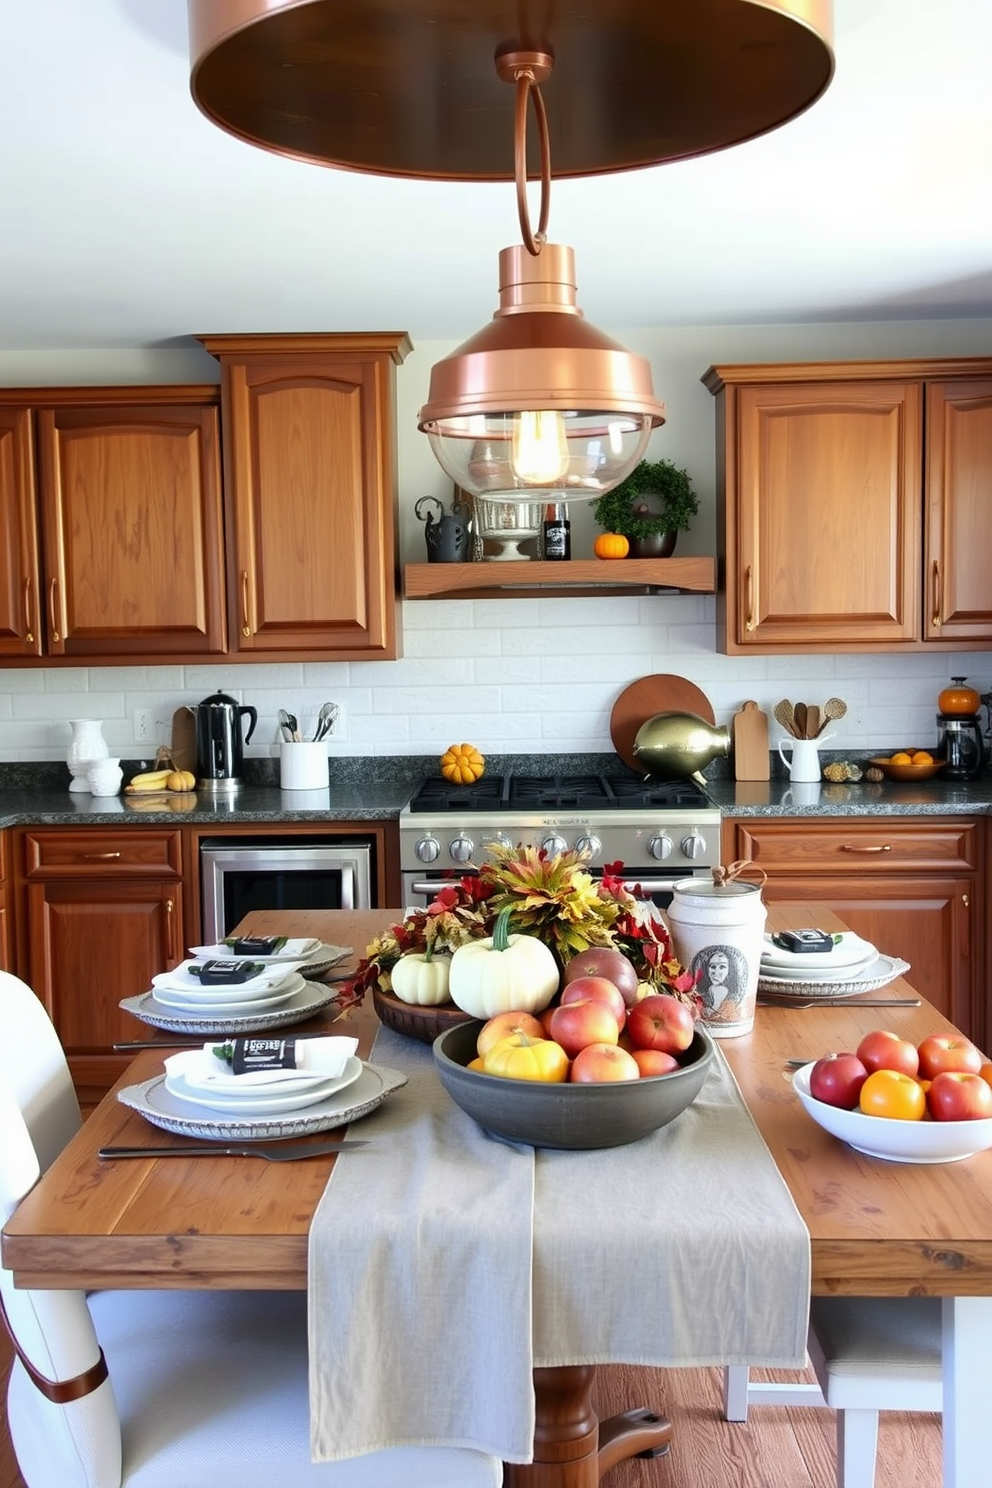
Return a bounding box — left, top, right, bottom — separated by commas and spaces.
66, 719, 109, 792
777, 732, 834, 783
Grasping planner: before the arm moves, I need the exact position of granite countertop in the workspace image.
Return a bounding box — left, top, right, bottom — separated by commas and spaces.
704, 776, 992, 817
0, 782, 415, 828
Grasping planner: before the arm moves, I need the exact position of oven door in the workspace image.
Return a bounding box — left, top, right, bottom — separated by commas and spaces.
401, 865, 709, 913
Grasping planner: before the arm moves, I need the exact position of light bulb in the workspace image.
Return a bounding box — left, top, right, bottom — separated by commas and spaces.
510, 410, 569, 485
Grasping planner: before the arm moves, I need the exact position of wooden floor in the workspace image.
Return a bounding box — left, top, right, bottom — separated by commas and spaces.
0, 1329, 940, 1488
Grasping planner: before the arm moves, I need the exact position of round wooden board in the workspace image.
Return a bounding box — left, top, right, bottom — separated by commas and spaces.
610, 674, 715, 772
372, 985, 474, 1045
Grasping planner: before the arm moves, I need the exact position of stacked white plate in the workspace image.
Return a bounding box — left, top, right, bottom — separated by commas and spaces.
161, 1035, 361, 1117
149, 958, 308, 1015
189, 938, 352, 978
758, 932, 910, 1000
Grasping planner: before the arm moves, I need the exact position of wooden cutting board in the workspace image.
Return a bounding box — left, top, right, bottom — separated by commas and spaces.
610, 675, 715, 772
732, 700, 770, 780
170, 707, 198, 774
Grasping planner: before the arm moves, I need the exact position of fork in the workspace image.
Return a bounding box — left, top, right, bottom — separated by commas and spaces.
98, 1139, 368, 1161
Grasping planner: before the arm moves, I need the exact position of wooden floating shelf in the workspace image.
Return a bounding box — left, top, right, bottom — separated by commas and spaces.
403, 556, 717, 600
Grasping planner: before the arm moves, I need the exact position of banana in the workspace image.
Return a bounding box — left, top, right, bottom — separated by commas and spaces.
124, 769, 174, 794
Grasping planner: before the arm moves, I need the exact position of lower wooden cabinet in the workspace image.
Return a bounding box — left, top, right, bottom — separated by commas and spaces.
723, 817, 983, 1043
16, 828, 184, 1101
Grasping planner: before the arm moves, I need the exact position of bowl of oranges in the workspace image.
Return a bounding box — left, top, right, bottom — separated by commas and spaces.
868, 749, 946, 781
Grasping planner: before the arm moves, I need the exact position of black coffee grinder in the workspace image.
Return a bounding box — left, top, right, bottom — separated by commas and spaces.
936, 677, 987, 780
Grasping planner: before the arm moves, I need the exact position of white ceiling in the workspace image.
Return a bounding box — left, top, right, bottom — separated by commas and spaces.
1, 0, 991, 353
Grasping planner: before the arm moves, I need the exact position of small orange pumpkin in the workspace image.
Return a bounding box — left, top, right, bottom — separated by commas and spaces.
594, 532, 630, 560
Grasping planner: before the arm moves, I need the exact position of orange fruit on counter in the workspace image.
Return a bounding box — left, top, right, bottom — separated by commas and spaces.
911, 750, 934, 765
890, 751, 913, 764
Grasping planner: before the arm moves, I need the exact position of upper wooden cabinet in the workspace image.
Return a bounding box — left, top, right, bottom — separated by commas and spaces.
0, 387, 226, 662
199, 333, 411, 661
704, 358, 992, 653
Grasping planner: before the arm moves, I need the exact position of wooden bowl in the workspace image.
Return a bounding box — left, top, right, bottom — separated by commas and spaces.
433, 1021, 714, 1150
372, 985, 473, 1044
868, 755, 947, 782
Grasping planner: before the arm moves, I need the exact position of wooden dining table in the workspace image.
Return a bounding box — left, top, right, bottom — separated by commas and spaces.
4, 903, 992, 1488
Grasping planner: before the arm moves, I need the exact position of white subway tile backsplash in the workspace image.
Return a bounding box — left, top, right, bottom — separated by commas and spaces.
1, 597, 988, 760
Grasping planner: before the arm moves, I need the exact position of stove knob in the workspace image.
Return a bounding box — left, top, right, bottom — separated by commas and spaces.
485, 831, 514, 851
574, 834, 602, 861
449, 834, 475, 863
648, 832, 674, 861
414, 835, 441, 864
540, 831, 568, 857
680, 832, 708, 861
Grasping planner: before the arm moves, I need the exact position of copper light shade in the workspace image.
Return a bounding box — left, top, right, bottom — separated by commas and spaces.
187, 1, 835, 182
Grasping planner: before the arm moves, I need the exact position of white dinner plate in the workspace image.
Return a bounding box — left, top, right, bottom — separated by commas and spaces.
164, 1056, 364, 1116
755, 952, 879, 983
150, 976, 304, 1015
119, 979, 339, 1035
757, 954, 911, 1001
153, 959, 306, 995
760, 931, 877, 971
189, 937, 323, 963
117, 1062, 408, 1141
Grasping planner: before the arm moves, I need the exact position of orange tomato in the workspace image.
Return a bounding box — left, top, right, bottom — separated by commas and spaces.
858, 1068, 926, 1121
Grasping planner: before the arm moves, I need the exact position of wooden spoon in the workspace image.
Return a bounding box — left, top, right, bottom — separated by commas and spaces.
793, 701, 808, 738
772, 699, 797, 737
805, 703, 821, 740
820, 698, 847, 734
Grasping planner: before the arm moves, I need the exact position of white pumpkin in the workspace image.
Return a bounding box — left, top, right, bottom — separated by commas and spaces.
389, 950, 453, 1006
449, 909, 559, 1019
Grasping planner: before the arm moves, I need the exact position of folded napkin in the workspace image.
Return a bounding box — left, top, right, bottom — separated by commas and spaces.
308, 1029, 809, 1466
187, 936, 322, 960
165, 1036, 358, 1091
152, 959, 306, 994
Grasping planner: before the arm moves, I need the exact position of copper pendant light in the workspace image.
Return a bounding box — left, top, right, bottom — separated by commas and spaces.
188, 2, 834, 182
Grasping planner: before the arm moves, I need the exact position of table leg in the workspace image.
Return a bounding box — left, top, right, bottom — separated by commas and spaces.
503, 1366, 672, 1488
942, 1296, 992, 1488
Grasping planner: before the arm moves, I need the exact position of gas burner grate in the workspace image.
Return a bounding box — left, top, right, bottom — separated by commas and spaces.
406, 772, 715, 814
605, 776, 712, 810
406, 776, 510, 812
507, 776, 616, 810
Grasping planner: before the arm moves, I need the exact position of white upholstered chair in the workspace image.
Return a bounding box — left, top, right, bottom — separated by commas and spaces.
724, 1295, 942, 1488
1, 973, 502, 1488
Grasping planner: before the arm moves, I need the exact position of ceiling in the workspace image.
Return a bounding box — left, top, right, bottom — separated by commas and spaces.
1, 0, 990, 352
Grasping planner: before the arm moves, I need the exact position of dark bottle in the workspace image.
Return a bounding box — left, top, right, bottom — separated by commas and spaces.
543, 503, 571, 561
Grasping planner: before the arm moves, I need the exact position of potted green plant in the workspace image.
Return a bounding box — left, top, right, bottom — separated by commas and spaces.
591, 458, 700, 557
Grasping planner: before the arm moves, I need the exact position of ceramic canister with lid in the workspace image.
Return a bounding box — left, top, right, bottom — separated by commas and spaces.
665, 874, 767, 1039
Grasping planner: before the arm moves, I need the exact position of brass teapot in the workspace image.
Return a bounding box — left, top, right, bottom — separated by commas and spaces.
632, 711, 730, 784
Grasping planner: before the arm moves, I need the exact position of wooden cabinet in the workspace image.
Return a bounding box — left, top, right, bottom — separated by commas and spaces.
0, 387, 226, 663
723, 816, 983, 1040
704, 358, 992, 653
16, 828, 184, 1099
200, 333, 411, 661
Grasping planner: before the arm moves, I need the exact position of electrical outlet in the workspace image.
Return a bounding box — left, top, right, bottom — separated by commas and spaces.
133, 707, 153, 743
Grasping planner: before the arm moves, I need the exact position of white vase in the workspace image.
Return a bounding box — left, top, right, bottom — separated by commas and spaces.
66, 719, 109, 793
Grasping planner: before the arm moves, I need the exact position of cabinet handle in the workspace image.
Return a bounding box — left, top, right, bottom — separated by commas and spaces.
165, 896, 177, 960
49, 578, 61, 644
962, 892, 969, 909
23, 577, 35, 645
839, 843, 892, 853
82, 851, 122, 860
744, 566, 755, 632
240, 570, 252, 638
931, 560, 941, 628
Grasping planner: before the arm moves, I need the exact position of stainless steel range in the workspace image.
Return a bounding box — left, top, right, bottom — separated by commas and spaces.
399, 774, 721, 906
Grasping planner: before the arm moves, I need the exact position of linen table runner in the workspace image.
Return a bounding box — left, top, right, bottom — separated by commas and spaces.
309, 1028, 810, 1464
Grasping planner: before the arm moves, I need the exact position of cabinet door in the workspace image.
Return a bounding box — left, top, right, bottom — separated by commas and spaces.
0, 407, 43, 657
36, 402, 226, 657
925, 379, 992, 642
210, 336, 408, 660
730, 381, 922, 650
24, 879, 183, 1093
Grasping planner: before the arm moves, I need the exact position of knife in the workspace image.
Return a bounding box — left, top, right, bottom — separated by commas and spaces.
758, 996, 921, 1009
98, 1139, 367, 1161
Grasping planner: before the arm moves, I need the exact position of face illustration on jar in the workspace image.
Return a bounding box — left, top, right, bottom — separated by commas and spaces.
692, 944, 747, 1018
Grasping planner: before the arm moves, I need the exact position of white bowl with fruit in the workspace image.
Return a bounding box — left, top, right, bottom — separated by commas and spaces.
794, 1028, 992, 1163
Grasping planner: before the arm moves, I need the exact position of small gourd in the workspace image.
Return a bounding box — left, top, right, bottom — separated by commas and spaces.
440, 743, 485, 784
449, 908, 559, 1019
593, 532, 630, 560
389, 946, 453, 1007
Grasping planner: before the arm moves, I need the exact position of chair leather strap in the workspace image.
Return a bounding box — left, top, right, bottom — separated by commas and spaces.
0, 1290, 108, 1404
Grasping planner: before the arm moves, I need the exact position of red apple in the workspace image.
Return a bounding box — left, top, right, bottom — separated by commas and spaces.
476, 1010, 546, 1059
631, 1048, 680, 1078
927, 1070, 992, 1122
563, 946, 640, 1008
560, 976, 627, 1030
808, 1052, 869, 1111
569, 1043, 640, 1083
626, 993, 695, 1055
916, 1034, 985, 1080
548, 999, 621, 1058
856, 1029, 920, 1078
